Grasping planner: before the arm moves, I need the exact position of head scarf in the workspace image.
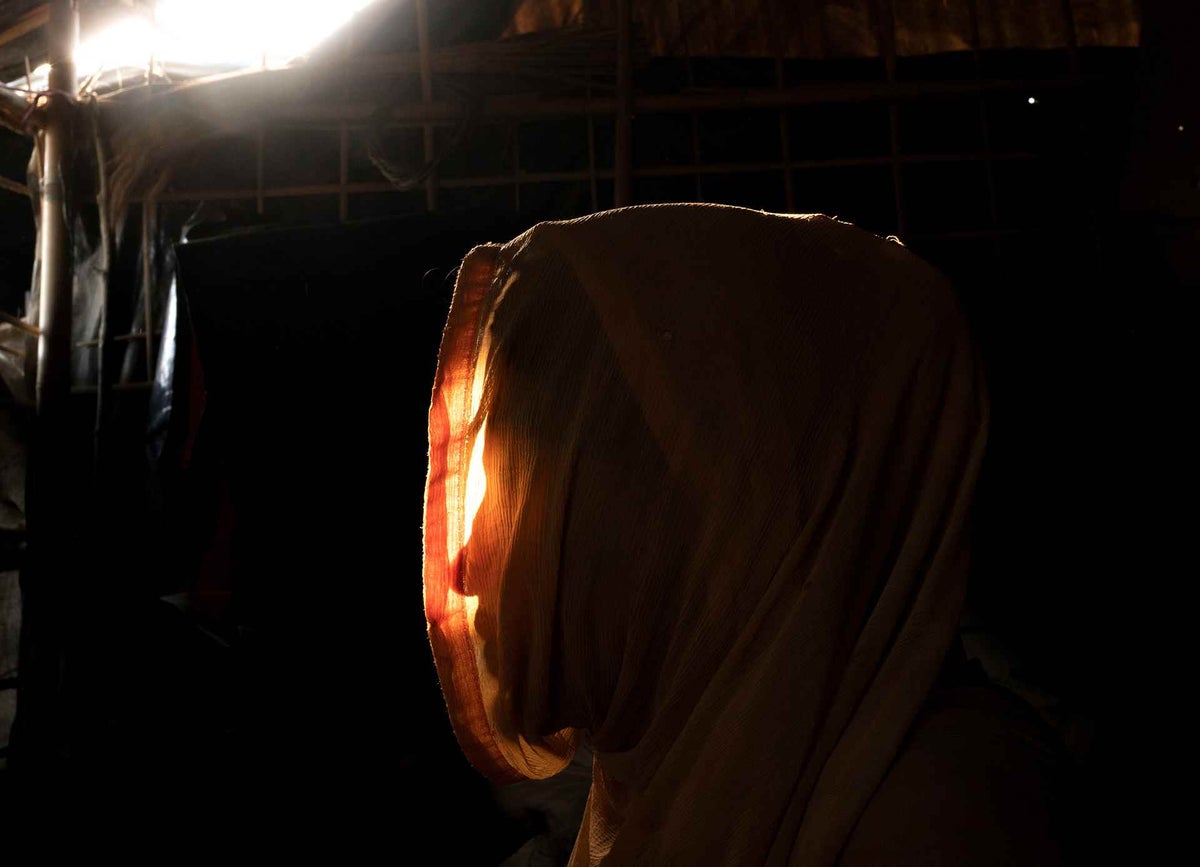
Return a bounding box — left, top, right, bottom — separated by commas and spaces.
423, 204, 988, 865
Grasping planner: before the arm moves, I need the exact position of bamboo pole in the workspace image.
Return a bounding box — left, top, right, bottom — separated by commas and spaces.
672, 0, 703, 202
0, 176, 30, 195
614, 0, 633, 206
269, 76, 1097, 126
415, 0, 438, 212
585, 64, 598, 211
765, 0, 795, 212
967, 0, 1000, 228
35, 0, 75, 426
776, 58, 795, 211
0, 5, 49, 51
75, 331, 155, 348
0, 311, 39, 335
0, 88, 38, 134
1060, 0, 1081, 78
587, 111, 598, 211
14, 0, 77, 774
877, 0, 906, 237
148, 152, 1037, 204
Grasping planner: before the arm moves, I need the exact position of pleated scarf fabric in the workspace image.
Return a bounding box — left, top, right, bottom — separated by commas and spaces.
423, 204, 988, 865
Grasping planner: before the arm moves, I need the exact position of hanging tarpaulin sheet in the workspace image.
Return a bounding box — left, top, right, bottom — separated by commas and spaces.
506, 0, 1140, 58
0, 119, 193, 767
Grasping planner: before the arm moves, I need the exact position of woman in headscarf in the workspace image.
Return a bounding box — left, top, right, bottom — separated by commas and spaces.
423, 204, 1066, 865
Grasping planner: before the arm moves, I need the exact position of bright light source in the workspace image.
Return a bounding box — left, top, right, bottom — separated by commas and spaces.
155, 0, 375, 70
1027, 97, 1038, 105
76, 16, 155, 81
15, 0, 377, 92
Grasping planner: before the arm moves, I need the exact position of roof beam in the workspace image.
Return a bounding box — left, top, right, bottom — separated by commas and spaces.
0, 4, 48, 50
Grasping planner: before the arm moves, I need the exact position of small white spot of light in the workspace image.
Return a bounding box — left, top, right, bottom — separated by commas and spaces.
1178, 124, 1185, 132
1027, 96, 1038, 105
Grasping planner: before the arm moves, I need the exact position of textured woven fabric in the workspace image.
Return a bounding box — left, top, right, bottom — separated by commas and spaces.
424, 204, 988, 865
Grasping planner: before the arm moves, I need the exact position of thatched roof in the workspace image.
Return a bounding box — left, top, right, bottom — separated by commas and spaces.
507, 0, 1141, 56
1, 0, 1145, 226
2, 0, 1142, 85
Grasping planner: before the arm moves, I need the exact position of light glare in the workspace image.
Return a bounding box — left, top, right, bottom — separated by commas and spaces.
76, 17, 156, 81
21, 0, 377, 90
155, 0, 375, 69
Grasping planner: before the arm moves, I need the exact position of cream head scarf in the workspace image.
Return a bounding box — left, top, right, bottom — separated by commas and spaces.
424, 204, 988, 866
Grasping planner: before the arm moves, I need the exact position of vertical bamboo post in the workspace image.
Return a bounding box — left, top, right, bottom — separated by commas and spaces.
674, 0, 703, 202
967, 0, 1000, 228
614, 0, 634, 207
1060, 0, 1080, 78
766, 1, 795, 211
586, 70, 598, 212
687, 68, 703, 196
35, 1, 76, 422
878, 0, 906, 237
416, 0, 438, 212
776, 59, 795, 211
587, 113, 598, 212
15, 0, 78, 773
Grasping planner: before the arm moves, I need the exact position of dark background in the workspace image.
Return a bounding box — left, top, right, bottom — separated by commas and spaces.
0, 0, 1194, 859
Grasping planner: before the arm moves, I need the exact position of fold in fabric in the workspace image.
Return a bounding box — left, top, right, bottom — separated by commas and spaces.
424, 204, 988, 865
